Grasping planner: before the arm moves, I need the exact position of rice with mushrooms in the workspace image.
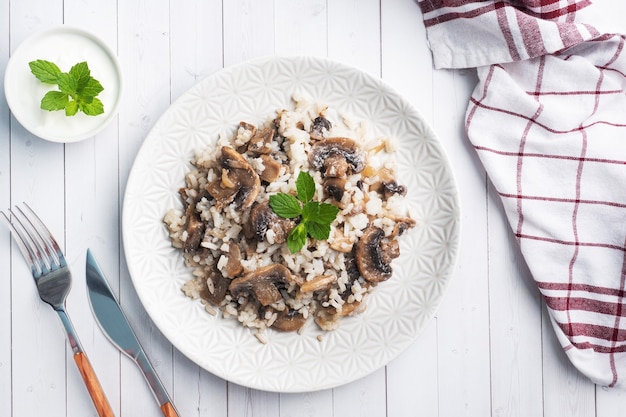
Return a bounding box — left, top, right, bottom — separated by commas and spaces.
164, 96, 416, 341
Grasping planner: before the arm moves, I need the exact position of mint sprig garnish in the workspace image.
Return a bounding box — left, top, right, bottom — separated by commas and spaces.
269, 171, 340, 253
29, 60, 105, 116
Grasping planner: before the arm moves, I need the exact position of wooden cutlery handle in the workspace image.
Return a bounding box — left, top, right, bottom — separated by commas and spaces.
73, 352, 115, 417
161, 401, 180, 417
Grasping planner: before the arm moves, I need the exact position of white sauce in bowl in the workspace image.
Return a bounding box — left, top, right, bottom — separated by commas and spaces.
4, 26, 122, 143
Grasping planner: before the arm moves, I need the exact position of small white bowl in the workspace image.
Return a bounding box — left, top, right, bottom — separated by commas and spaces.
4, 26, 123, 143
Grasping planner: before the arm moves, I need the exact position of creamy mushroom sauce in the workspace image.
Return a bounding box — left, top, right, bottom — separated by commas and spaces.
164, 97, 415, 342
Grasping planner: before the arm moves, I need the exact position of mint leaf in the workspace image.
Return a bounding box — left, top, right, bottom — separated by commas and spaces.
296, 171, 316, 203
306, 221, 331, 240
79, 97, 104, 116
269, 193, 302, 218
56, 72, 78, 95
301, 201, 319, 221
65, 100, 79, 116
81, 77, 104, 97
40, 91, 68, 111
316, 203, 340, 224
29, 60, 62, 84
287, 223, 307, 253
270, 172, 340, 252
29, 59, 105, 117
69, 62, 91, 90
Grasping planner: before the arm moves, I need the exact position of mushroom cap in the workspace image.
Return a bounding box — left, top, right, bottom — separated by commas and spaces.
199, 270, 231, 307
207, 146, 261, 210
355, 225, 400, 283
221, 242, 244, 278
323, 177, 347, 201
244, 200, 296, 244
229, 264, 301, 306
308, 137, 365, 176
299, 274, 336, 293
271, 308, 307, 332
247, 126, 275, 155
309, 115, 332, 140
258, 154, 283, 183
182, 203, 206, 253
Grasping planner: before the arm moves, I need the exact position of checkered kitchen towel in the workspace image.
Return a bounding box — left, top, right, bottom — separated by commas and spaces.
418, 0, 626, 388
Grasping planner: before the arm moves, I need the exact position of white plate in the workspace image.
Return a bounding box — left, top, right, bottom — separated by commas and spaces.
4, 26, 122, 143
122, 56, 460, 392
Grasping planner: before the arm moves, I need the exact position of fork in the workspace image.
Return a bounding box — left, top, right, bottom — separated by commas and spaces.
2, 203, 115, 417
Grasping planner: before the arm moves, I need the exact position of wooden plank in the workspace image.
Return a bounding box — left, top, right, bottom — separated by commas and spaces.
172, 352, 228, 417
117, 0, 177, 415
328, 0, 381, 76
60, 2, 122, 416
387, 322, 439, 417
228, 384, 281, 416
487, 187, 544, 417
0, 0, 12, 415
280, 391, 334, 417
223, 0, 275, 66
170, 0, 224, 100
431, 68, 492, 416
542, 305, 596, 417
333, 369, 388, 417
596, 387, 626, 417
380, 0, 433, 119
8, 1, 67, 416
274, 0, 327, 57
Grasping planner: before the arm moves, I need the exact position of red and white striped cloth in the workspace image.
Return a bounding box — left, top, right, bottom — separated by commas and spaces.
418, 0, 626, 388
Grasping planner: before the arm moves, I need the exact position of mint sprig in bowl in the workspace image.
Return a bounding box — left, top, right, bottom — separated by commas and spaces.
4, 26, 122, 143
29, 60, 105, 117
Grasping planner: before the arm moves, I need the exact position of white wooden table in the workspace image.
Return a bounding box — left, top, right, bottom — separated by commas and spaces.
2, 1, 626, 416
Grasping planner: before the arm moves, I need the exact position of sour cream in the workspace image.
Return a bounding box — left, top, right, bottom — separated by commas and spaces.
4, 26, 122, 143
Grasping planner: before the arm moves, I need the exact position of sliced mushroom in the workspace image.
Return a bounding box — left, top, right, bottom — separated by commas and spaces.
314, 308, 339, 330
206, 146, 261, 210
391, 217, 416, 238
182, 203, 205, 253
239, 121, 257, 136
355, 225, 401, 283
229, 264, 301, 306
244, 200, 295, 244
309, 137, 365, 177
325, 154, 351, 178
221, 242, 244, 278
271, 308, 307, 332
339, 300, 362, 316
258, 154, 283, 183
247, 126, 275, 155
310, 115, 332, 140
372, 167, 407, 199
206, 178, 238, 210
323, 177, 347, 201
198, 270, 231, 306
300, 274, 336, 293
380, 181, 407, 199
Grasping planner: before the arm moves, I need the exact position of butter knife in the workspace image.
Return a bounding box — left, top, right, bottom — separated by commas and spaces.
85, 249, 180, 417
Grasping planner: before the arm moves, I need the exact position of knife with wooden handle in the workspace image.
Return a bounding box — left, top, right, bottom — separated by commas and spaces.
85, 249, 180, 417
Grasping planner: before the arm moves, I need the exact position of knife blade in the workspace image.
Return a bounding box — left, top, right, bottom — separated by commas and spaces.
86, 249, 180, 417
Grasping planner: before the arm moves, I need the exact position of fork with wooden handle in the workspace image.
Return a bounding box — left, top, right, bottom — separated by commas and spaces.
2, 204, 115, 417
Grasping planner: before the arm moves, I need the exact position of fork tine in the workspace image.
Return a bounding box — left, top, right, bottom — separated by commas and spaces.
17, 203, 65, 269
1, 210, 42, 276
